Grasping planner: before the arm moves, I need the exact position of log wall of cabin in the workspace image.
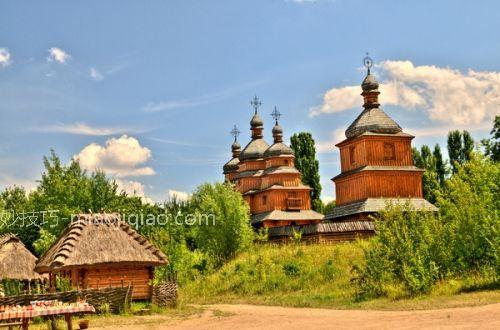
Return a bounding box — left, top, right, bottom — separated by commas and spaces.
335, 171, 423, 205
250, 189, 311, 214
265, 156, 294, 168
260, 173, 302, 190
64, 265, 153, 300
339, 136, 414, 172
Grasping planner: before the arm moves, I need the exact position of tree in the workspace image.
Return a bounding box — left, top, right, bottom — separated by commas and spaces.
433, 144, 447, 186
290, 132, 323, 212
447, 130, 474, 173
190, 182, 253, 268
482, 115, 500, 162
412, 146, 441, 203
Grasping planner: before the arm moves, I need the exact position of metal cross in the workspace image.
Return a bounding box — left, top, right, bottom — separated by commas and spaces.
363, 52, 373, 73
250, 95, 262, 113
230, 125, 240, 141
271, 106, 281, 123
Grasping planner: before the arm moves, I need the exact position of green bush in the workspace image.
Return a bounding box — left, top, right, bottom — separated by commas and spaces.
355, 154, 499, 299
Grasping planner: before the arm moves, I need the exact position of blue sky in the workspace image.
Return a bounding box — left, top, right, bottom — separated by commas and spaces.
1, 0, 499, 202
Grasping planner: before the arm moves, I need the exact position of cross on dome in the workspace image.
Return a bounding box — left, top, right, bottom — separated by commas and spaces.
250, 95, 262, 113
271, 106, 281, 124
230, 125, 240, 141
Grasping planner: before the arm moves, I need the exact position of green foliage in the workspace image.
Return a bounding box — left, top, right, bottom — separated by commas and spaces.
283, 262, 301, 277
355, 154, 499, 299
354, 203, 446, 298
437, 153, 499, 274
323, 200, 336, 215
33, 228, 57, 256
412, 145, 447, 203
2, 279, 24, 296
290, 132, 323, 212
447, 130, 474, 173
189, 182, 254, 268
481, 115, 500, 162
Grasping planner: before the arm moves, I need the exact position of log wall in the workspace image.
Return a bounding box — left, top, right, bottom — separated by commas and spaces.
335, 170, 423, 205
339, 136, 414, 172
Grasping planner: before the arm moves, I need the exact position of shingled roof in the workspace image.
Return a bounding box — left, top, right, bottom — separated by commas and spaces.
251, 209, 324, 225
35, 214, 167, 273
0, 234, 44, 281
325, 198, 438, 220
345, 107, 402, 139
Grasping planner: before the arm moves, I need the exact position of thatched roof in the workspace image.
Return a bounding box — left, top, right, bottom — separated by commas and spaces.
35, 214, 167, 273
0, 234, 44, 281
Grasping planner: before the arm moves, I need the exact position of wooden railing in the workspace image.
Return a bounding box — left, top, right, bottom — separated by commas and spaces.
286, 198, 302, 210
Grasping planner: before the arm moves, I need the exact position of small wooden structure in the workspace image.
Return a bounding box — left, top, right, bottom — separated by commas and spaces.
0, 234, 45, 292
223, 100, 323, 229
325, 58, 437, 224
35, 214, 167, 300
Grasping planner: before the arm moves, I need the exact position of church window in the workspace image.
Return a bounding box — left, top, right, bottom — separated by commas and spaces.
349, 146, 356, 164
384, 142, 396, 161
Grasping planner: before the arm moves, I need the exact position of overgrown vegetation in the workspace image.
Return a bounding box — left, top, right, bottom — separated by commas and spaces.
354, 154, 499, 299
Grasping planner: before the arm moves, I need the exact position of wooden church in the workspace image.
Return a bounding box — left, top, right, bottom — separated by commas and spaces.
223, 98, 324, 229
325, 56, 437, 223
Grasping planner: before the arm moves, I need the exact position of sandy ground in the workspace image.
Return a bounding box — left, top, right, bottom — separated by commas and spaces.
98, 303, 500, 330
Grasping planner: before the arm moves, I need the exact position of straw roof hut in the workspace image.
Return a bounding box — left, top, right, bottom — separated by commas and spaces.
0, 234, 44, 281
35, 213, 168, 299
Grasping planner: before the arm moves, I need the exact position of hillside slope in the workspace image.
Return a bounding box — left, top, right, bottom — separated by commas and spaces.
180, 241, 500, 310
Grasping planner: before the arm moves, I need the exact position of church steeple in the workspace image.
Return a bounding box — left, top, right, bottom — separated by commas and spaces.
271, 106, 283, 143
250, 95, 264, 139
344, 54, 402, 139
361, 53, 380, 109
230, 125, 241, 158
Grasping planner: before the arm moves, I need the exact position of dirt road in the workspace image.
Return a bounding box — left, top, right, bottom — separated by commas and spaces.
99, 303, 500, 329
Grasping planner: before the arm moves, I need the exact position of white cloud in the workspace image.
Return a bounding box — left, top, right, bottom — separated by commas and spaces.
89, 67, 104, 81
74, 135, 155, 177
316, 128, 345, 153
47, 47, 71, 64
38, 122, 138, 136
310, 60, 500, 126
0, 48, 11, 68
115, 179, 154, 205
321, 195, 335, 204
167, 189, 190, 201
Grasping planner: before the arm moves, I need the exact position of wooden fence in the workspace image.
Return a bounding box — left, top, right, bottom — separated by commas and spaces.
151, 281, 177, 308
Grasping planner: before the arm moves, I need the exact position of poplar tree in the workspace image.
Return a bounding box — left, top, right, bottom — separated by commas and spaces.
290, 132, 323, 212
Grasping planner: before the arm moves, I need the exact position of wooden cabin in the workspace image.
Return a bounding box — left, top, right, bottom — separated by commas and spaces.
325, 61, 437, 224
0, 234, 45, 294
35, 214, 167, 300
223, 101, 323, 229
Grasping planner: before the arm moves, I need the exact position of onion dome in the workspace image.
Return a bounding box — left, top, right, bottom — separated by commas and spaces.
250, 112, 264, 128
361, 72, 379, 92
224, 126, 242, 174
264, 107, 294, 158
345, 56, 402, 139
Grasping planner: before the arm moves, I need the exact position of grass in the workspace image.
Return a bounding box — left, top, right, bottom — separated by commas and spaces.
180, 241, 500, 310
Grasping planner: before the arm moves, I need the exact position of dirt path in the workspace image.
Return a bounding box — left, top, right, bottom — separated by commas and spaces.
98, 303, 500, 329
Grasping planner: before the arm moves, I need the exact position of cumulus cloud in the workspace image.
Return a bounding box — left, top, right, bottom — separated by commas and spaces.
74, 135, 155, 177
310, 60, 500, 126
89, 67, 104, 81
0, 48, 11, 68
115, 179, 154, 205
47, 47, 71, 64
167, 189, 190, 201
